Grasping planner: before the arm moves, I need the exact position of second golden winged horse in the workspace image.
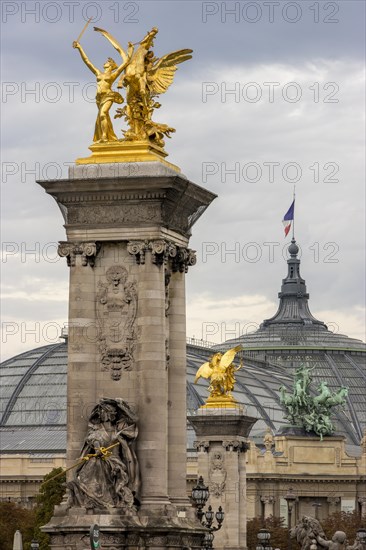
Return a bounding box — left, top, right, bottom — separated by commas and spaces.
73, 26, 192, 148
195, 345, 243, 406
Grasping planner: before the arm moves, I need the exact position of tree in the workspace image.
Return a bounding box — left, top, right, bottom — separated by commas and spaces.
33, 467, 66, 550
0, 502, 35, 550
247, 515, 288, 550
321, 510, 363, 541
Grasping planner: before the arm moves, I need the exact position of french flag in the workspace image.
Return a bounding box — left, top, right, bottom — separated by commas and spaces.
283, 200, 295, 237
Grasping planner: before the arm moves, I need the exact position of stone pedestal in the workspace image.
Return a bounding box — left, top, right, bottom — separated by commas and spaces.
37, 161, 216, 549
189, 407, 257, 550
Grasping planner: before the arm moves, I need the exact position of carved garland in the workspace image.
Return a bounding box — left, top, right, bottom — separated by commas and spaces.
96, 265, 138, 381
209, 450, 227, 497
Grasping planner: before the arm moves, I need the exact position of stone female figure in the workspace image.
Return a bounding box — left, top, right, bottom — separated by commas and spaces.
67, 398, 141, 511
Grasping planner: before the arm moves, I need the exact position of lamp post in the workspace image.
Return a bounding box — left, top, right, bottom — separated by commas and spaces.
256, 528, 272, 550
284, 488, 296, 550
191, 476, 225, 550
356, 528, 366, 550
191, 476, 210, 522
30, 541, 40, 550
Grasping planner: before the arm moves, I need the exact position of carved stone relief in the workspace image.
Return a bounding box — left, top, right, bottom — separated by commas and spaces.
209, 450, 227, 497
58, 241, 100, 267
97, 265, 137, 380
67, 203, 160, 225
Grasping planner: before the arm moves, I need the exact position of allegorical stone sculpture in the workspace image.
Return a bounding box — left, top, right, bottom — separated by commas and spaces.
67, 398, 140, 510
73, 24, 192, 150
194, 345, 242, 407
291, 517, 348, 550
279, 365, 348, 439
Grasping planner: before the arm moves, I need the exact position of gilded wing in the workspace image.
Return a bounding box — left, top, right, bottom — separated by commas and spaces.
148, 49, 193, 95
94, 27, 128, 62
194, 361, 212, 383
219, 345, 242, 370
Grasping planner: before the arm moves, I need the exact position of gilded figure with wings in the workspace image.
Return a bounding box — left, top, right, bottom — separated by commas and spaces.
195, 346, 243, 403
74, 25, 192, 148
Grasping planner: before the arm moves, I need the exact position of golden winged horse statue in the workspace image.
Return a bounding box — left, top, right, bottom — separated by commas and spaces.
92, 27, 193, 148
195, 345, 243, 406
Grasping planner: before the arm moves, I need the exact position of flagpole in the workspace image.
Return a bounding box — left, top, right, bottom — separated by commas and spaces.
292, 185, 296, 240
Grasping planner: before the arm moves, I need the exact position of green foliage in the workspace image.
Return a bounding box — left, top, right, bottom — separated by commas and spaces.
32, 467, 67, 550
321, 510, 363, 541
247, 515, 288, 550
0, 502, 35, 550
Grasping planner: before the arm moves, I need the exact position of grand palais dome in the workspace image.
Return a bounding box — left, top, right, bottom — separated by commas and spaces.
1, 240, 365, 455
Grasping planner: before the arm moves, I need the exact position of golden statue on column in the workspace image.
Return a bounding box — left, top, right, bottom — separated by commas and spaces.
195, 346, 243, 408
73, 23, 192, 168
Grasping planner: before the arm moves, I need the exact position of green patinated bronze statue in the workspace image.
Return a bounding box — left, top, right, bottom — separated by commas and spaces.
279, 366, 348, 440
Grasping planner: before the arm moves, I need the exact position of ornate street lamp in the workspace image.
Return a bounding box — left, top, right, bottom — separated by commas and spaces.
284, 488, 296, 550
191, 476, 210, 522
30, 541, 40, 550
191, 477, 225, 549
356, 528, 366, 549
256, 528, 272, 550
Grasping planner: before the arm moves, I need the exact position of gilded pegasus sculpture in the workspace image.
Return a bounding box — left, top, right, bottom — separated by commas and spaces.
73, 25, 192, 149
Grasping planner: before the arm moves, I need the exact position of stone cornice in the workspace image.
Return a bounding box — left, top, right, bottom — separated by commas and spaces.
37, 174, 217, 238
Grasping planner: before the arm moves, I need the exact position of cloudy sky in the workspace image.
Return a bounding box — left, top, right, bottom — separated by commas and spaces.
1, 0, 365, 360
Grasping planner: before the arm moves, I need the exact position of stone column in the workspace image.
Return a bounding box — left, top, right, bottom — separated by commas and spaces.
261, 496, 276, 518
327, 496, 340, 515
57, 243, 99, 467
167, 266, 192, 506
135, 250, 169, 507
189, 407, 257, 550
359, 497, 366, 520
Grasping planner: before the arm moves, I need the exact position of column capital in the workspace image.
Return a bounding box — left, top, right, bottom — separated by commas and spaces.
261, 496, 276, 504
222, 439, 250, 453
193, 440, 210, 452
327, 496, 340, 504
58, 241, 100, 267
127, 239, 196, 272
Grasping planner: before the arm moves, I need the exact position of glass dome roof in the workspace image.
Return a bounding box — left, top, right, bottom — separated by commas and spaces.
1, 239, 364, 452
0, 339, 364, 453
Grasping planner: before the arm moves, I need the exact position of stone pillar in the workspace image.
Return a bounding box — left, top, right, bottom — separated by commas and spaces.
135, 251, 169, 507
168, 268, 191, 506
57, 242, 99, 467
327, 496, 340, 515
359, 497, 366, 520
189, 407, 257, 550
37, 162, 216, 549
261, 496, 276, 518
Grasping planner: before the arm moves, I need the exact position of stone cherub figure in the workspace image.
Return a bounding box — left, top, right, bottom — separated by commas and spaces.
291, 517, 349, 550
195, 345, 242, 401
67, 398, 141, 511
317, 532, 348, 550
